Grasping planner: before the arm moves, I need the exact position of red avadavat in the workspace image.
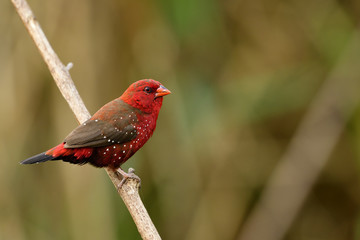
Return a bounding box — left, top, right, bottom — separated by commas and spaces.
22, 79, 171, 174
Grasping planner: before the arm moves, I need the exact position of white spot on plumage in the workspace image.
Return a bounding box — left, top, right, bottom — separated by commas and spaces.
123, 150, 125, 153
108, 139, 111, 142
113, 146, 116, 149
106, 148, 109, 151
123, 144, 126, 147
118, 157, 121, 159
114, 153, 117, 156
95, 119, 98, 122
129, 115, 131, 118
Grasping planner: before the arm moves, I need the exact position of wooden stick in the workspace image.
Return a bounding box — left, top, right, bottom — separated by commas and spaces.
11, 0, 161, 239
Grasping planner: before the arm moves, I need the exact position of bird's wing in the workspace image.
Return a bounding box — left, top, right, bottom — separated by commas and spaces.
63, 119, 137, 148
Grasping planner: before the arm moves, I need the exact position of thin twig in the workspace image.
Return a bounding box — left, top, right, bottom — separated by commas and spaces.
238, 32, 360, 240
11, 0, 161, 239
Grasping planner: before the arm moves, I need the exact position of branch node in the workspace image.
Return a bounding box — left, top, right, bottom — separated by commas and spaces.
65, 62, 74, 71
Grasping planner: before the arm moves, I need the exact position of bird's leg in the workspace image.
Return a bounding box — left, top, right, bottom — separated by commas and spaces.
116, 167, 141, 189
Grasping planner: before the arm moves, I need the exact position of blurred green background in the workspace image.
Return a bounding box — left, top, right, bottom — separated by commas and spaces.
1, 0, 360, 239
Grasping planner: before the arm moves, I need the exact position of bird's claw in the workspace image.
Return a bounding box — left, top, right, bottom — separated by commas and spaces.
116, 168, 141, 189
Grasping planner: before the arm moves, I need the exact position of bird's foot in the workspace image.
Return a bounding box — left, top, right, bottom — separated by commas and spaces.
116, 167, 141, 189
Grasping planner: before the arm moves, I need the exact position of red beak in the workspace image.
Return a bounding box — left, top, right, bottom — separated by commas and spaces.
155, 85, 171, 98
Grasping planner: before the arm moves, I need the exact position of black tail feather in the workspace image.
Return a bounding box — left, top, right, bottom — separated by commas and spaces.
21, 152, 55, 164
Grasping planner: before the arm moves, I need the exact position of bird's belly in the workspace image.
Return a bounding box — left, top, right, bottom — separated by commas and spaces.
88, 143, 133, 168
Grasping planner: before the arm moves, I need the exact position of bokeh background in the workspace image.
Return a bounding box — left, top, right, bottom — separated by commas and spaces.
1, 0, 360, 239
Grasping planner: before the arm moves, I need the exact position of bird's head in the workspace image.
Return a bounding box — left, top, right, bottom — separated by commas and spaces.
120, 79, 171, 113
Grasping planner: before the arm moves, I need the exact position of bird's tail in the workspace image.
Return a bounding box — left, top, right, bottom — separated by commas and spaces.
21, 152, 55, 165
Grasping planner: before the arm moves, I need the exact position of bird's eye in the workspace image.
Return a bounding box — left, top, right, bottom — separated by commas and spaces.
143, 86, 152, 94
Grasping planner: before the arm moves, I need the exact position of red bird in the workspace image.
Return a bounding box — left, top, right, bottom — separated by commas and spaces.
22, 79, 171, 179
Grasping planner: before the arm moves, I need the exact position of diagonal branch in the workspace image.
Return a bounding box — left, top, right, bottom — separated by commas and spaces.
11, 0, 161, 239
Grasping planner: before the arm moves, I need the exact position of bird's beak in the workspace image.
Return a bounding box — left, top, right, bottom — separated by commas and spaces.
155, 85, 171, 98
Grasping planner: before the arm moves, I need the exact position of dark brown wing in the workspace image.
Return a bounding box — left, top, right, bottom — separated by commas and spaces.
63, 120, 137, 148
63, 99, 139, 148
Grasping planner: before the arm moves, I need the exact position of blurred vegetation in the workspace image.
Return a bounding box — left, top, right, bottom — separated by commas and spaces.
1, 0, 360, 239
